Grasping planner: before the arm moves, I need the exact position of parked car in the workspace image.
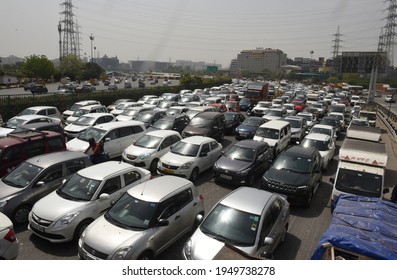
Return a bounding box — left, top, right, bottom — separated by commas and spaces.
78, 175, 204, 260
12, 122, 65, 136
239, 98, 254, 112
30, 84, 48, 94
62, 100, 102, 121
225, 100, 240, 112
234, 116, 268, 140
253, 120, 291, 157
66, 120, 146, 159
110, 102, 139, 116
224, 111, 245, 135
300, 133, 335, 171
309, 124, 337, 143
157, 136, 222, 181
319, 116, 342, 138
183, 187, 290, 260
106, 99, 135, 111
28, 161, 151, 243
283, 116, 307, 144
0, 130, 66, 177
17, 106, 62, 121
0, 115, 62, 137
147, 114, 190, 134
263, 108, 288, 121
385, 94, 395, 103
261, 145, 323, 207
134, 110, 167, 129
184, 106, 216, 120
115, 106, 152, 122
65, 104, 108, 125
122, 130, 182, 174
165, 106, 189, 116
181, 111, 226, 142
213, 140, 273, 186
64, 113, 115, 140
0, 212, 18, 260
0, 151, 92, 224
250, 101, 272, 117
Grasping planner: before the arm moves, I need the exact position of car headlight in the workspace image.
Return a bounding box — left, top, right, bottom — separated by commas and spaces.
183, 239, 192, 260
181, 161, 194, 169
138, 152, 152, 160
122, 149, 128, 157
53, 211, 82, 229
237, 169, 249, 176
111, 246, 132, 260
0, 200, 7, 210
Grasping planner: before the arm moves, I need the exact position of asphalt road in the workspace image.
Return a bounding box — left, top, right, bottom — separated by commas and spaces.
13, 114, 397, 260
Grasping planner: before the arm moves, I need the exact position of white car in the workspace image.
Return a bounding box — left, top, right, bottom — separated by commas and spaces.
0, 115, 62, 137
122, 130, 182, 174
62, 100, 102, 121
77, 176, 205, 260
28, 161, 151, 243
109, 102, 139, 116
300, 133, 335, 170
157, 136, 222, 181
64, 113, 115, 139
65, 104, 108, 125
309, 124, 337, 143
17, 106, 62, 121
0, 212, 18, 259
66, 120, 146, 159
115, 107, 151, 121
250, 101, 272, 117
328, 111, 345, 130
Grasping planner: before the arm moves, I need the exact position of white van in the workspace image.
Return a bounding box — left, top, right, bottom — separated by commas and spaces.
66, 120, 146, 159
253, 120, 291, 157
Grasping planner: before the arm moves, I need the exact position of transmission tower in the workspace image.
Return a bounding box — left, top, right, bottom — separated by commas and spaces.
331, 26, 343, 60
74, 20, 82, 58
380, 0, 397, 68
59, 0, 79, 59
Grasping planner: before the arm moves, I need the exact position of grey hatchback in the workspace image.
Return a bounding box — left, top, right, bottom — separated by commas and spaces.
0, 151, 92, 224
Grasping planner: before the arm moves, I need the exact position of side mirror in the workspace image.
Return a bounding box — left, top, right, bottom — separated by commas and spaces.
329, 177, 335, 184
99, 193, 110, 201
157, 219, 169, 227
36, 181, 45, 187
200, 152, 208, 157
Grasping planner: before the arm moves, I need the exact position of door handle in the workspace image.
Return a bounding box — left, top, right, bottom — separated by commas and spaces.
175, 215, 180, 220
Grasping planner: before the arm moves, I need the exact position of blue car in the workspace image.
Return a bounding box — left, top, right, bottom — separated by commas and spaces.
234, 116, 268, 140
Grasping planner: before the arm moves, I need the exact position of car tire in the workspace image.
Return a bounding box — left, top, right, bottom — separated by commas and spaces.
138, 251, 153, 260
150, 159, 159, 175
190, 167, 199, 182
12, 204, 32, 225
74, 219, 93, 242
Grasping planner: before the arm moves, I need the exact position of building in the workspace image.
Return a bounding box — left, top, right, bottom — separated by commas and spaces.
334, 51, 387, 74
234, 48, 287, 76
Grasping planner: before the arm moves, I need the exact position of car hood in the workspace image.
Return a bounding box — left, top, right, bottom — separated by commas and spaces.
64, 123, 88, 133
215, 156, 252, 172
0, 127, 14, 137
83, 215, 145, 255
183, 126, 210, 136
66, 116, 78, 124
32, 191, 87, 221
0, 180, 24, 199
161, 152, 194, 166
66, 138, 89, 152
116, 115, 134, 121
264, 167, 310, 186
236, 125, 257, 133
124, 145, 154, 156
253, 136, 277, 147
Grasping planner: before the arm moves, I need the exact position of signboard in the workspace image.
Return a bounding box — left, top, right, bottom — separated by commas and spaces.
207, 66, 218, 72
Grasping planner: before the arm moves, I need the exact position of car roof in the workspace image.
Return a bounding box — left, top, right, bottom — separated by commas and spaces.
304, 133, 330, 141
79, 104, 104, 110
77, 161, 139, 180
146, 129, 181, 138
9, 115, 52, 121
94, 120, 144, 130
234, 139, 268, 149
80, 113, 113, 118
193, 111, 222, 119
23, 106, 59, 111
219, 187, 275, 215
259, 120, 289, 129
312, 124, 333, 130
181, 135, 214, 145
75, 100, 100, 105
283, 145, 318, 158
127, 176, 193, 203
26, 151, 88, 168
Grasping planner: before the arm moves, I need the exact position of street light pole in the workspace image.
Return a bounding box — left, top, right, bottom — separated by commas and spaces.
89, 33, 94, 63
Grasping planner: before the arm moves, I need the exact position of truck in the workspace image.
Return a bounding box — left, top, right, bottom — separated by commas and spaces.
311, 194, 397, 260
245, 82, 269, 104
329, 125, 389, 209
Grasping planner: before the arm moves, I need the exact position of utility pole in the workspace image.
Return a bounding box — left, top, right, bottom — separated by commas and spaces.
58, 21, 62, 61
89, 33, 94, 63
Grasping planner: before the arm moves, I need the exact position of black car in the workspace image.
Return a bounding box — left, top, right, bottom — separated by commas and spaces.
224, 112, 246, 135
234, 116, 268, 140
135, 110, 167, 128
239, 97, 254, 112
146, 114, 190, 134
213, 140, 273, 186
30, 84, 48, 94
181, 111, 226, 142
261, 145, 322, 207
13, 122, 65, 136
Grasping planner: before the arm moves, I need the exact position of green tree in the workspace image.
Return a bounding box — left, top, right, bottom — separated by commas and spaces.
58, 54, 83, 81
81, 62, 105, 80
21, 55, 54, 81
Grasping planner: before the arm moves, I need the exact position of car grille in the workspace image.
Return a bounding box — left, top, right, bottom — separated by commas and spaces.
162, 163, 179, 170
126, 154, 137, 160
266, 179, 297, 193
82, 243, 109, 259
31, 212, 53, 227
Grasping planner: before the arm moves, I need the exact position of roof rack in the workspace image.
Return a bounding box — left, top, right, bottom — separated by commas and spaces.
7, 129, 49, 140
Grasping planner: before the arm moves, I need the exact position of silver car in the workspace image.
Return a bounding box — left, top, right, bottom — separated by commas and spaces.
183, 187, 290, 260
0, 151, 92, 225
78, 175, 205, 260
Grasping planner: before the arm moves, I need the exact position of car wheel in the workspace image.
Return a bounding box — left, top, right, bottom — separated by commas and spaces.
150, 159, 159, 175
74, 220, 92, 242
12, 204, 32, 225
190, 167, 199, 182
138, 251, 153, 260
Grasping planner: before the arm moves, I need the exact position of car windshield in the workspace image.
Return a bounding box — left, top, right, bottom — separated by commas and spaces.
335, 169, 382, 198
189, 117, 212, 129
5, 118, 26, 129
265, 110, 282, 117
18, 108, 38, 116
285, 118, 301, 128
256, 103, 270, 108
104, 193, 158, 230
273, 154, 312, 174
57, 173, 101, 201
301, 138, 328, 151
120, 109, 140, 117
298, 114, 312, 122
73, 116, 96, 126
171, 141, 200, 157
200, 204, 259, 246
255, 127, 279, 139
284, 105, 294, 110
77, 127, 106, 142
225, 145, 256, 162
185, 109, 202, 119
70, 104, 83, 111
320, 118, 338, 127
72, 109, 89, 117
134, 134, 162, 149
311, 127, 332, 137
136, 113, 154, 123
152, 119, 173, 130
242, 118, 264, 127
2, 162, 43, 188
224, 113, 237, 121
166, 108, 180, 115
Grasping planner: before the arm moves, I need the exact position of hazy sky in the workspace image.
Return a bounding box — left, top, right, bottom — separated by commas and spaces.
1, 0, 392, 68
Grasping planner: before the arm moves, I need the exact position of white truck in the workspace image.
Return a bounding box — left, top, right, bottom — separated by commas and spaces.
329, 125, 389, 209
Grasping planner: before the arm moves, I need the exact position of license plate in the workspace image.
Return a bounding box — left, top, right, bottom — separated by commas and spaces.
31, 222, 45, 232
163, 168, 174, 174
220, 174, 232, 180
240, 132, 248, 136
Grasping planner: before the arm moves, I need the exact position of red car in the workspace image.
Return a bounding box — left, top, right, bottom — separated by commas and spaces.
292, 100, 305, 113
228, 94, 240, 102
225, 101, 240, 112
209, 103, 227, 113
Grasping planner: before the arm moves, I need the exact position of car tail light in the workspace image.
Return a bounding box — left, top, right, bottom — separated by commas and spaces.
4, 229, 17, 243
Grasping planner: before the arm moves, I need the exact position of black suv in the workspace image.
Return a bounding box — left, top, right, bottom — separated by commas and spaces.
181, 111, 226, 142
261, 145, 322, 207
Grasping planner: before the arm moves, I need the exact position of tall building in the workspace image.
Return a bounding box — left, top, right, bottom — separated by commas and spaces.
235, 48, 287, 75
334, 51, 387, 74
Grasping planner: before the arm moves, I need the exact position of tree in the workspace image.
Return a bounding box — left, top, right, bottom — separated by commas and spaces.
81, 62, 105, 80
21, 55, 54, 81
58, 55, 83, 81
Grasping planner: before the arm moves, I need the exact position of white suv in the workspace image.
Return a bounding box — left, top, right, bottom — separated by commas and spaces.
28, 161, 151, 243
78, 175, 205, 259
